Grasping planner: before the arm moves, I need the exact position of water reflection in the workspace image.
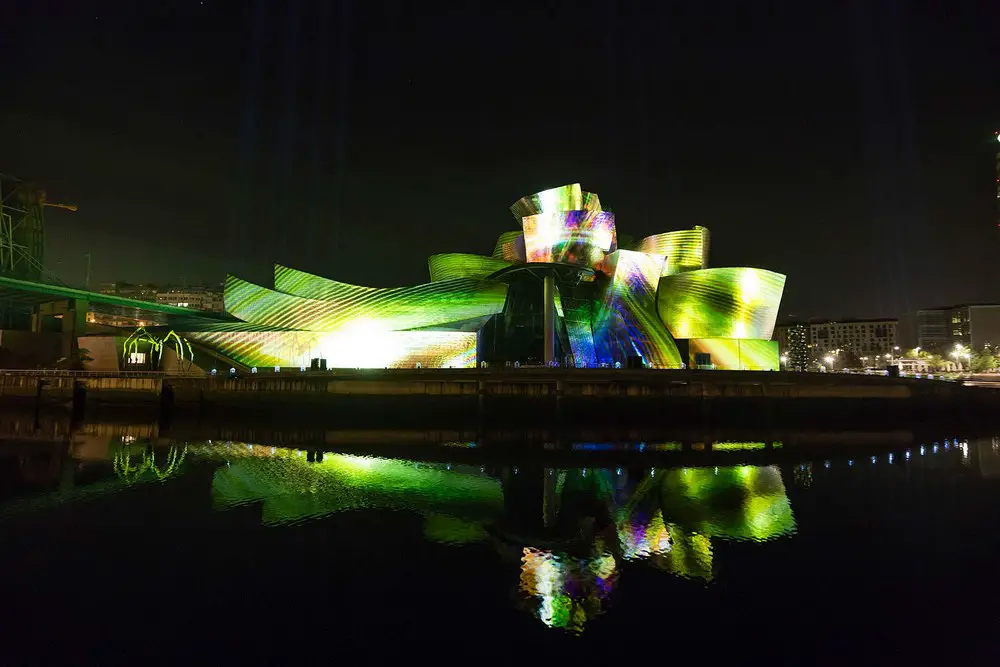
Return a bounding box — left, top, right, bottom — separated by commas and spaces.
1, 418, 998, 636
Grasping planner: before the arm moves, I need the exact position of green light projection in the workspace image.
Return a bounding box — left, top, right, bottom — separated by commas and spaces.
122, 327, 194, 367
154, 183, 784, 370
510, 183, 597, 222
197, 444, 503, 529
658, 465, 796, 542
427, 253, 511, 282
636, 227, 710, 274
185, 329, 477, 369
225, 272, 507, 334
491, 231, 525, 261
688, 338, 780, 371
657, 267, 786, 340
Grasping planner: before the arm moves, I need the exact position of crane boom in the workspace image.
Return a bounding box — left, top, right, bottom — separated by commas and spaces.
43, 202, 78, 212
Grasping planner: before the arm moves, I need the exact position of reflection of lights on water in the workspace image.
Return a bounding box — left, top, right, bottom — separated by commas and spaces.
848, 460, 853, 466
824, 461, 831, 469
906, 450, 911, 460
520, 547, 617, 634
932, 445, 939, 454
888, 453, 894, 464
871, 456, 877, 465
920, 446, 925, 456
961, 441, 969, 461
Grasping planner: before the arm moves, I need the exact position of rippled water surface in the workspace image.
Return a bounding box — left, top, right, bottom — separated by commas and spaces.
2, 422, 1000, 664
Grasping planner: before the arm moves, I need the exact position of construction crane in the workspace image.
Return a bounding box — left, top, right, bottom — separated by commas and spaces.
39, 191, 78, 212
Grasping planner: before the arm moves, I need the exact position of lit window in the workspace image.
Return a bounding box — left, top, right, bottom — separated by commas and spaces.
129, 352, 146, 364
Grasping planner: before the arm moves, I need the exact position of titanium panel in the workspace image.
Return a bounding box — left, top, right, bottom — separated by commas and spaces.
687, 338, 780, 370
657, 267, 785, 340
509, 183, 584, 222
428, 254, 511, 282
185, 329, 478, 369
521, 210, 617, 269
593, 250, 681, 368
227, 271, 507, 333
636, 227, 710, 274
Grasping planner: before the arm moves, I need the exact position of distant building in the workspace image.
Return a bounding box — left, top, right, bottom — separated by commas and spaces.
155, 287, 224, 312
899, 305, 1000, 352
99, 282, 159, 302
88, 282, 224, 327
774, 322, 809, 371
776, 318, 898, 368
809, 319, 898, 363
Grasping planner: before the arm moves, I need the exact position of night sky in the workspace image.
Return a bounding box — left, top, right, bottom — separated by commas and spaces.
3, 0, 998, 319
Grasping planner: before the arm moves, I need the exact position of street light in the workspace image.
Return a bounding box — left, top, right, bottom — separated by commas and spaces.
951, 343, 971, 372
780, 353, 788, 369
824, 354, 835, 370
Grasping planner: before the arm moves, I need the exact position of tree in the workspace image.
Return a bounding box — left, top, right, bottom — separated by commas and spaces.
970, 349, 997, 373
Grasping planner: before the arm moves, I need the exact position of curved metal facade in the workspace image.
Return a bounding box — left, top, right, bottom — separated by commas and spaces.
594, 250, 681, 368
227, 271, 507, 333
155, 183, 783, 371
636, 227, 710, 275
521, 210, 617, 269
491, 231, 524, 260
186, 329, 477, 370
428, 253, 511, 282
657, 267, 786, 340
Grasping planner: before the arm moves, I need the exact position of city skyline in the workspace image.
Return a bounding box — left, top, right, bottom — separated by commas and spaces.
1, 0, 998, 320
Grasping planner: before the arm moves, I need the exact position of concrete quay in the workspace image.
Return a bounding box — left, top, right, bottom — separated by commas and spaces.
0, 368, 996, 426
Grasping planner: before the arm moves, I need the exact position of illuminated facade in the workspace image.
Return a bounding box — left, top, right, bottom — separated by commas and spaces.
148, 183, 784, 370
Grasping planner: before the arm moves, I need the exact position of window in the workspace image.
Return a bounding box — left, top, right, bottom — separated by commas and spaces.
128, 352, 146, 364
694, 353, 712, 367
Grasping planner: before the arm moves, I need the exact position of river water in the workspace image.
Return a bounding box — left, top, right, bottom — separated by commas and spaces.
1, 420, 999, 664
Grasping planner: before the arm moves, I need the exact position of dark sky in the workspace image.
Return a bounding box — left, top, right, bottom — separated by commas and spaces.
3, 0, 998, 318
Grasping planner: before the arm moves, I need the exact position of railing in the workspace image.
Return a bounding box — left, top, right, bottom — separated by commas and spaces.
0, 369, 207, 378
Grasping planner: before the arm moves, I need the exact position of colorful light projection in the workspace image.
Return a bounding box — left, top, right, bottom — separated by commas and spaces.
519, 547, 617, 634
163, 183, 784, 371
491, 231, 526, 262
657, 267, 786, 340
185, 329, 477, 369
225, 272, 507, 334
556, 286, 598, 368
688, 338, 780, 371
636, 227, 710, 275
658, 465, 796, 542
427, 253, 511, 282
592, 249, 682, 368
613, 464, 795, 582
199, 445, 503, 528
522, 210, 617, 268
509, 183, 599, 221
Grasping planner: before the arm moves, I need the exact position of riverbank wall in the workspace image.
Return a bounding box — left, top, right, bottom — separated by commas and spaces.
0, 369, 996, 427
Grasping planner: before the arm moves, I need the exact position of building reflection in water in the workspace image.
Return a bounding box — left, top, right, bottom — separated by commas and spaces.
4, 427, 996, 635
192, 442, 796, 634
512, 461, 795, 632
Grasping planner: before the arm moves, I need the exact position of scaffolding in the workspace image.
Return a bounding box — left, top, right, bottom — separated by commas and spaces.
0, 173, 46, 282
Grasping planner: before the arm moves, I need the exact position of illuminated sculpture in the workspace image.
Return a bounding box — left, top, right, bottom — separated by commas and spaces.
172, 182, 783, 370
